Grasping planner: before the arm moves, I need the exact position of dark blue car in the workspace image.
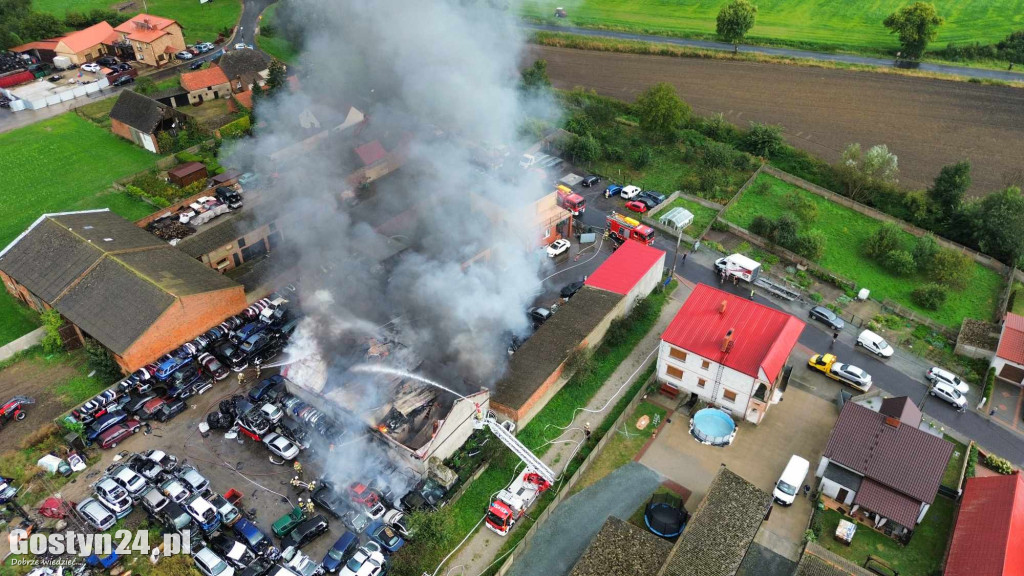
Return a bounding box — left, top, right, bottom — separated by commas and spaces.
248, 375, 285, 403
86, 410, 128, 441
155, 354, 191, 381
368, 519, 404, 553
321, 531, 358, 573
234, 517, 280, 560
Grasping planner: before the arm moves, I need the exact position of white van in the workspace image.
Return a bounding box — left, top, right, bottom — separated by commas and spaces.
773, 455, 810, 506
857, 329, 894, 358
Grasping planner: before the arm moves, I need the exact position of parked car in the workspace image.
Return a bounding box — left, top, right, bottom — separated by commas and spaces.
184, 493, 221, 533
580, 175, 601, 187
86, 410, 129, 441
124, 394, 157, 415
560, 280, 584, 300
159, 477, 191, 504
260, 403, 284, 424
81, 62, 101, 73
234, 517, 280, 559
129, 454, 164, 482
234, 43, 249, 50
638, 190, 666, 205
193, 547, 234, 576
263, 432, 300, 460
197, 42, 215, 52
368, 520, 404, 553
96, 56, 117, 67
210, 492, 241, 526
176, 51, 194, 60
930, 381, 967, 410
337, 542, 385, 576
808, 306, 845, 330
249, 376, 285, 403
528, 307, 551, 328
281, 515, 329, 550
158, 499, 193, 533
213, 340, 248, 372
98, 419, 141, 449
199, 352, 230, 381
177, 465, 211, 496
341, 510, 370, 535
240, 558, 276, 576
312, 482, 346, 518
209, 533, 255, 569
106, 464, 147, 500
546, 238, 570, 258
115, 62, 132, 71
926, 367, 970, 394
625, 200, 648, 213
76, 498, 116, 531
274, 507, 306, 538
809, 354, 873, 391
138, 397, 168, 420
189, 60, 204, 70
94, 478, 133, 518
620, 185, 642, 199
604, 184, 623, 198
383, 509, 412, 538
140, 486, 169, 516
322, 532, 359, 573
144, 449, 179, 472
111, 75, 134, 86
856, 329, 894, 358
156, 398, 188, 422
284, 550, 323, 576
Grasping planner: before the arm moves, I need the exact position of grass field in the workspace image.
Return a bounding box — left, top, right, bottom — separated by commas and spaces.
257, 4, 299, 63
723, 174, 1002, 328
814, 496, 956, 575
570, 400, 666, 495
522, 0, 1024, 54
32, 0, 241, 44
941, 434, 967, 489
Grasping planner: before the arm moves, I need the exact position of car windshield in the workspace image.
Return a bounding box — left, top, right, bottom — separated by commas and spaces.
878, 339, 890, 349
345, 557, 363, 571
777, 480, 798, 495
328, 548, 344, 560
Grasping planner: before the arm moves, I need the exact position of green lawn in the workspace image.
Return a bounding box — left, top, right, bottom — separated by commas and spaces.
0, 293, 39, 346
941, 435, 967, 489
723, 174, 1001, 328
32, 0, 241, 44
657, 196, 720, 236
522, 0, 1024, 54
257, 4, 298, 63
571, 400, 666, 495
814, 496, 956, 576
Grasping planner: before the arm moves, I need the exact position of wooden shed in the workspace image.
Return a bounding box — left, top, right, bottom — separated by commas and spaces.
167, 162, 208, 187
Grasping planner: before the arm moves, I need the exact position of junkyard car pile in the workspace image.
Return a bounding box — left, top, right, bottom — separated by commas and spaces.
68, 297, 296, 448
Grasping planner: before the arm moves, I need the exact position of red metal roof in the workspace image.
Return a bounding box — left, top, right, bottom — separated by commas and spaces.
660, 283, 805, 382
584, 241, 665, 296
355, 140, 388, 166
852, 479, 922, 529
946, 473, 1024, 576
997, 312, 1024, 365
823, 400, 953, 504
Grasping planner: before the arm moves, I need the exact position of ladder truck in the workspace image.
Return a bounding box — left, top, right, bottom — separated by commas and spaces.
474, 410, 555, 536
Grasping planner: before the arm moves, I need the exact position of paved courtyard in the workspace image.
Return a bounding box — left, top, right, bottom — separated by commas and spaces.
639, 385, 839, 560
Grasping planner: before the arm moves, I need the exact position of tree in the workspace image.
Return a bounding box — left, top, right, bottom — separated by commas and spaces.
565, 133, 600, 164
865, 222, 904, 258
911, 283, 948, 309
793, 230, 826, 260
0, 0, 32, 50
912, 234, 939, 270
883, 2, 944, 58
929, 247, 973, 289
883, 249, 916, 275
971, 186, 1024, 266
135, 76, 156, 94
742, 122, 784, 158
716, 0, 757, 54
18, 11, 64, 43
834, 143, 899, 202
40, 309, 63, 354
630, 145, 653, 169
266, 59, 287, 93
927, 161, 970, 230
700, 141, 733, 169
634, 83, 689, 142
520, 59, 551, 94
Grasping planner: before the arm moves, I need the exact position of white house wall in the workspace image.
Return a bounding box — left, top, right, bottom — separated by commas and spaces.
991, 356, 1024, 387
657, 340, 760, 419
623, 251, 666, 314
819, 477, 857, 506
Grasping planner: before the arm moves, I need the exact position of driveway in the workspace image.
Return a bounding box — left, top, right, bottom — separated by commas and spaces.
639, 385, 839, 560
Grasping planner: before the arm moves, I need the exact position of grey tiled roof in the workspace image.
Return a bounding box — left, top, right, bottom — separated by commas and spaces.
108, 89, 181, 133
658, 467, 772, 576
823, 462, 863, 493
793, 543, 874, 576
218, 49, 270, 81
569, 517, 673, 576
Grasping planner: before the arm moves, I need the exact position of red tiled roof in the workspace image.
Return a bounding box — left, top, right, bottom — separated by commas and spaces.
114, 14, 178, 43
233, 90, 253, 110
824, 401, 953, 504
59, 22, 115, 53
10, 39, 60, 52
355, 140, 388, 166
946, 473, 1024, 576
852, 479, 921, 529
660, 283, 805, 382
180, 66, 229, 91
997, 312, 1024, 365
585, 241, 665, 296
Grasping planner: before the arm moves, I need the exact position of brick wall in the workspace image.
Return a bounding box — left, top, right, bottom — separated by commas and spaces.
110, 118, 135, 146
0, 271, 45, 312
116, 285, 247, 371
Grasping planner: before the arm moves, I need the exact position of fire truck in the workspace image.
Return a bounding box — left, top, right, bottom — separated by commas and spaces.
555, 185, 586, 216
606, 212, 655, 245
485, 472, 552, 536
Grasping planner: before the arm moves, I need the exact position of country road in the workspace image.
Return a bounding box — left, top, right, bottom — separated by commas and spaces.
531, 45, 1024, 195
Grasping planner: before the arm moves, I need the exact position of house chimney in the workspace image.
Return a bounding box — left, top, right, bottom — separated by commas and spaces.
721, 328, 735, 353
719, 300, 727, 315
884, 416, 900, 428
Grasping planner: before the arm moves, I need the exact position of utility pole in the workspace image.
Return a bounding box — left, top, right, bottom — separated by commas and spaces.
669, 225, 684, 279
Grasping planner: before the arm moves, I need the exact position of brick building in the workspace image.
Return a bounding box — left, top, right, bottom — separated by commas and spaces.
177, 213, 281, 272
0, 210, 247, 372
180, 65, 231, 105
112, 14, 186, 67
108, 90, 185, 153
10, 21, 117, 65
218, 49, 272, 93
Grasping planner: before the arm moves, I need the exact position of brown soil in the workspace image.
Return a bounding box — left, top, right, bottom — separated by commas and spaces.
532, 46, 1024, 196
0, 355, 78, 447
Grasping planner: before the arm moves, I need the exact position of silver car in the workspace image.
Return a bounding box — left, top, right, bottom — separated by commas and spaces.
76, 498, 116, 531
832, 363, 872, 391
194, 547, 234, 576
141, 486, 169, 516
178, 465, 211, 496
108, 464, 148, 500
160, 477, 191, 504
94, 478, 133, 518
926, 367, 970, 394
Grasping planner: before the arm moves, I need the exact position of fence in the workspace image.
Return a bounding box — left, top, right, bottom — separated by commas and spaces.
493, 371, 657, 576
761, 166, 1009, 274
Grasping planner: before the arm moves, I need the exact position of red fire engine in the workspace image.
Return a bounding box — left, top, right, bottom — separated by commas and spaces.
555, 185, 585, 216
485, 472, 552, 536
606, 212, 655, 245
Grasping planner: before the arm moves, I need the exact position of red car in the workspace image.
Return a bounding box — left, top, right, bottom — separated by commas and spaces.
625, 200, 648, 213
138, 397, 167, 420
98, 419, 141, 449
348, 482, 381, 508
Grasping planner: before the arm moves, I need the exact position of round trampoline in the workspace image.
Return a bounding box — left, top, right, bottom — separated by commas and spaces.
690, 408, 737, 446
644, 493, 689, 539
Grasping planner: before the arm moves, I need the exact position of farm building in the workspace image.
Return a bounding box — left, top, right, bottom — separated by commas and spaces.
177, 212, 281, 272
585, 240, 665, 313
10, 21, 116, 66
993, 312, 1024, 387
657, 283, 804, 424
0, 210, 247, 372
180, 65, 231, 105
108, 90, 186, 153
167, 162, 208, 187
218, 49, 272, 93
111, 14, 186, 67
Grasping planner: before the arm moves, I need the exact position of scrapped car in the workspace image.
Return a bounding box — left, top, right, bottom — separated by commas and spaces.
144, 449, 179, 472
528, 307, 551, 328
341, 510, 370, 535
94, 477, 133, 518
128, 454, 164, 481
546, 238, 570, 258
107, 464, 147, 500
138, 397, 168, 420
140, 486, 169, 516
560, 280, 584, 300
98, 419, 141, 449
156, 398, 188, 422
209, 492, 241, 526
312, 482, 347, 518
322, 532, 359, 573
368, 520, 404, 553
193, 547, 234, 576
86, 410, 128, 441
159, 477, 191, 504
337, 542, 385, 576
209, 533, 255, 569
273, 506, 305, 537
177, 465, 211, 496
184, 493, 221, 533
281, 515, 329, 550
260, 403, 283, 423
234, 518, 280, 559
199, 352, 230, 381
76, 498, 116, 531
263, 432, 300, 460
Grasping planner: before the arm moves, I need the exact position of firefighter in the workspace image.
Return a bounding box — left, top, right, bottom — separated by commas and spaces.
237, 371, 246, 388
293, 460, 303, 478
583, 422, 592, 440
304, 500, 314, 514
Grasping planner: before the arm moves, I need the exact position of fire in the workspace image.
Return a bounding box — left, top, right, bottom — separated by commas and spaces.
377, 424, 389, 434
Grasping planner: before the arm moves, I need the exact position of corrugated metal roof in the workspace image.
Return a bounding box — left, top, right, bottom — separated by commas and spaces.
584, 241, 665, 295
945, 473, 1024, 576
852, 479, 921, 529
660, 283, 805, 382
997, 312, 1024, 365
823, 401, 953, 505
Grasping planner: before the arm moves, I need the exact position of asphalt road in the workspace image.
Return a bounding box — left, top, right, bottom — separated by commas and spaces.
525, 23, 1024, 83
532, 46, 1024, 196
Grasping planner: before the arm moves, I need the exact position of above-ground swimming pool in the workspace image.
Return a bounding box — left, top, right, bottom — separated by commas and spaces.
690, 408, 737, 446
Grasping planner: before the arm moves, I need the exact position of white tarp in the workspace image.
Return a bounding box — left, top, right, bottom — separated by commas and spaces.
659, 207, 694, 230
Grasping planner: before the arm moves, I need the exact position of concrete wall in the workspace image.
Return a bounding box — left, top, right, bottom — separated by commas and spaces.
199, 221, 279, 271
819, 477, 857, 506
116, 285, 247, 371
657, 340, 763, 421
623, 250, 665, 314
418, 391, 490, 464
187, 82, 231, 105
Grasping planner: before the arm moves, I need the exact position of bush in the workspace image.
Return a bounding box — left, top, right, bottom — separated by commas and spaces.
911, 283, 948, 310
793, 230, 826, 261
565, 347, 593, 379
883, 249, 917, 275
40, 309, 64, 354
983, 367, 996, 404
929, 247, 973, 290
966, 444, 978, 478
803, 529, 818, 543
809, 292, 823, 303
701, 112, 736, 141
631, 145, 653, 169
864, 221, 905, 259
748, 179, 771, 196
743, 122, 784, 158
784, 190, 818, 223
912, 234, 940, 270
698, 167, 728, 197
711, 219, 730, 232
984, 454, 1015, 475
84, 339, 121, 382
700, 141, 733, 169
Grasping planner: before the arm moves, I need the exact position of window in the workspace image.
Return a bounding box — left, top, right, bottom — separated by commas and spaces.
238, 237, 247, 248
669, 347, 687, 362
722, 390, 737, 402
701, 360, 711, 370
666, 365, 683, 380
697, 378, 706, 389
